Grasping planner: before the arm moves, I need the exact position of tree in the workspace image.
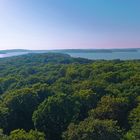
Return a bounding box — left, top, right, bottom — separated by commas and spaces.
0, 107, 10, 133
9, 129, 45, 140
0, 129, 9, 140
89, 96, 129, 128
33, 94, 80, 140
129, 102, 140, 126
123, 122, 140, 140
63, 118, 122, 140
73, 89, 97, 120
126, 97, 140, 140
2, 88, 40, 132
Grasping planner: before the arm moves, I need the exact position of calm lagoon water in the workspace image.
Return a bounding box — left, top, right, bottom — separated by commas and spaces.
0, 51, 140, 60
0, 52, 29, 58
67, 51, 140, 60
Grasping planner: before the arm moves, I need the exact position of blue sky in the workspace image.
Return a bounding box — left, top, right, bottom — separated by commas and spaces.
0, 0, 140, 50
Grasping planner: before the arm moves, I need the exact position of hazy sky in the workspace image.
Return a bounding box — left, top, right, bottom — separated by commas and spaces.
0, 0, 140, 50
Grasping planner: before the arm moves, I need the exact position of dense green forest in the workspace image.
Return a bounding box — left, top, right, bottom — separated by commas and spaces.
0, 53, 140, 140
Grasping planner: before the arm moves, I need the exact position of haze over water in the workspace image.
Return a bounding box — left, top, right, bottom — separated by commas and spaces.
0, 50, 140, 60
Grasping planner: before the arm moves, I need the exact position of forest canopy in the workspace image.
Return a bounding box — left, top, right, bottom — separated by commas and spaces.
0, 53, 140, 140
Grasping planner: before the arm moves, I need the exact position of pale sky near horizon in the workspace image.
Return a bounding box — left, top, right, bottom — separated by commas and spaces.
0, 0, 140, 50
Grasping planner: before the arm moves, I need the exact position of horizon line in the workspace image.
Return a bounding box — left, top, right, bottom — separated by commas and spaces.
0, 47, 140, 51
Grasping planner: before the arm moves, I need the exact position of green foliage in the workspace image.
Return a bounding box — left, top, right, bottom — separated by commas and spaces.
9, 129, 45, 140
2, 89, 39, 132
73, 89, 97, 120
63, 118, 122, 140
33, 94, 80, 140
0, 53, 139, 140
0, 129, 9, 140
0, 107, 10, 132
123, 96, 140, 140
123, 122, 140, 140
0, 129, 45, 140
129, 100, 140, 126
89, 96, 130, 127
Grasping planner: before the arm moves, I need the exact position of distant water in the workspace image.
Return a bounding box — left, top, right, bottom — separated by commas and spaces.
67, 51, 140, 60
0, 52, 29, 58
0, 51, 140, 60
